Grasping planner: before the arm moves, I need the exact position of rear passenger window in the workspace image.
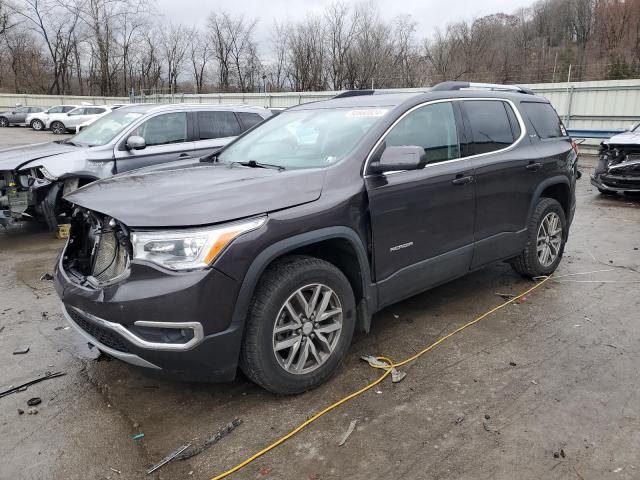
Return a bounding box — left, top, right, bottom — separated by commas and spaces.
520, 102, 565, 139
198, 111, 241, 139
463, 100, 515, 155
383, 102, 460, 163
237, 112, 264, 131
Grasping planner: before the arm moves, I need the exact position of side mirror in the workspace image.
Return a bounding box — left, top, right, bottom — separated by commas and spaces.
369, 146, 427, 174
126, 136, 146, 150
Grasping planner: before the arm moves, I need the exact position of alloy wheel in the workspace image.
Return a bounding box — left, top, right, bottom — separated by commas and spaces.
0, 118, 8, 127
272, 283, 343, 375
51, 122, 65, 134
32, 120, 44, 131
536, 212, 563, 267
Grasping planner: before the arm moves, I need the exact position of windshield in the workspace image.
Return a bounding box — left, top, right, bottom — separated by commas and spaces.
71, 110, 144, 147
47, 106, 65, 114
217, 107, 388, 169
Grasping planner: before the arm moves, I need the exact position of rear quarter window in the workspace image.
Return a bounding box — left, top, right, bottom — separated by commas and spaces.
520, 102, 566, 139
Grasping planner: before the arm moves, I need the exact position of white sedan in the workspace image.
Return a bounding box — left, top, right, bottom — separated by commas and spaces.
46, 106, 112, 134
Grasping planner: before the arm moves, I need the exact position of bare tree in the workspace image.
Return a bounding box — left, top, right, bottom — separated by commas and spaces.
159, 23, 188, 93
10, 0, 82, 94
188, 28, 212, 93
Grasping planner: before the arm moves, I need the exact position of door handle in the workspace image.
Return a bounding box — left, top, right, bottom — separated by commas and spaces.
526, 161, 543, 171
178, 153, 191, 158
452, 175, 474, 185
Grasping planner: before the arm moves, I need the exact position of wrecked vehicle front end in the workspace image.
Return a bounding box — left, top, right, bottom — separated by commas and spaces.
592, 139, 640, 194
0, 167, 61, 228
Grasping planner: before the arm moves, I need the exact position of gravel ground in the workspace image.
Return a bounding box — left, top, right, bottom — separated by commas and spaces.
1, 128, 639, 480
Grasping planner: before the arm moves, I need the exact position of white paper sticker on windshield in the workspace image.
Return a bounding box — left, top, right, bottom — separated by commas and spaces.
345, 109, 388, 118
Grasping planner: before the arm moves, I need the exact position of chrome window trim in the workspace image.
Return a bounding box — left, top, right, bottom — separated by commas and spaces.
363, 97, 527, 178
64, 304, 205, 351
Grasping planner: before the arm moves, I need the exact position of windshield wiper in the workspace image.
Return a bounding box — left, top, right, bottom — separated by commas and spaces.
62, 139, 80, 147
234, 160, 286, 171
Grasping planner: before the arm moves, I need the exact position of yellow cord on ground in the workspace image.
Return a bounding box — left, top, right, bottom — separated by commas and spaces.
210, 276, 551, 480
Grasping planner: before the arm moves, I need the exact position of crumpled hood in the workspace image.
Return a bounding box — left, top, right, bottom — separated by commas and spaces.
0, 142, 78, 171
603, 130, 640, 147
65, 162, 326, 227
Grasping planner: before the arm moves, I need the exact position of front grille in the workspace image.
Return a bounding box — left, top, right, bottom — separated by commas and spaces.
601, 175, 640, 189
67, 307, 131, 353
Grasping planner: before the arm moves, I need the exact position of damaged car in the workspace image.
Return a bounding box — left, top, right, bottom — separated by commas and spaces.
592, 125, 640, 195
54, 83, 578, 394
0, 104, 272, 229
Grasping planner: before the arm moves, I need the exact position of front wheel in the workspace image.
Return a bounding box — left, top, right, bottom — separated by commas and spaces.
240, 255, 356, 394
510, 197, 567, 278
31, 119, 44, 131
50, 121, 66, 134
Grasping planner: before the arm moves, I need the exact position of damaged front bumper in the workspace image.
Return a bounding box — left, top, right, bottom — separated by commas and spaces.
0, 168, 62, 227
592, 144, 640, 193
53, 210, 245, 382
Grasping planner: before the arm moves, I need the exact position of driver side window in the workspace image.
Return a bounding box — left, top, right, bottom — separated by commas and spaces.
383, 102, 460, 164
132, 112, 188, 147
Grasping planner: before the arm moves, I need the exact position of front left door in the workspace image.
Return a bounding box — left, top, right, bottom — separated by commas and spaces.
115, 111, 195, 172
8, 107, 29, 124
365, 101, 476, 307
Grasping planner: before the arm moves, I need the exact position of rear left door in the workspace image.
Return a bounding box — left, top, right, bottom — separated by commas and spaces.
192, 110, 243, 157
460, 99, 540, 269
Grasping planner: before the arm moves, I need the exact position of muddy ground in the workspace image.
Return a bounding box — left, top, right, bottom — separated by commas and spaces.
1, 128, 639, 480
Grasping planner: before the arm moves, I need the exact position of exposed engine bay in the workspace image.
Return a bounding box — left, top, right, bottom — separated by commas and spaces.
0, 168, 77, 228
62, 208, 131, 286
592, 142, 640, 193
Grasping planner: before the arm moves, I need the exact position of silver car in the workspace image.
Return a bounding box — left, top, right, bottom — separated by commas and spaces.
46, 106, 113, 134
26, 105, 80, 131
0, 104, 271, 228
0, 106, 47, 127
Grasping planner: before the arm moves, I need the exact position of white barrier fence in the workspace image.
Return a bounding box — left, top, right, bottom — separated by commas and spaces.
2, 79, 640, 152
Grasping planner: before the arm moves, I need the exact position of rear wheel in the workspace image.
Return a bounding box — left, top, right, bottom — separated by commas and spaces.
510, 197, 566, 278
31, 119, 44, 131
0, 117, 8, 127
50, 121, 66, 134
240, 255, 356, 394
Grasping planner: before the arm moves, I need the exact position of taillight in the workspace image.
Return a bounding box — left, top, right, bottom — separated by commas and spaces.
571, 139, 579, 156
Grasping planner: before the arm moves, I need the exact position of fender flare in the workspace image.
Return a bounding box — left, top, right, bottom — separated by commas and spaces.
525, 175, 570, 224
228, 226, 376, 334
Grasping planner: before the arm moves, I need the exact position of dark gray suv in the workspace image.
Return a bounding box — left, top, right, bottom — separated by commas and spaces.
54, 82, 579, 394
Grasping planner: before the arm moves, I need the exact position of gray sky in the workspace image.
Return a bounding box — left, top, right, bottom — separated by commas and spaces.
155, 0, 533, 53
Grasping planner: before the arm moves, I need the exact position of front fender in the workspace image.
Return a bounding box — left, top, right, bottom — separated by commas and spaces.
227, 226, 376, 335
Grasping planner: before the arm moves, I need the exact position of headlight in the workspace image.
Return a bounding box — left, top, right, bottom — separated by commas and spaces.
130, 216, 266, 271
38, 167, 58, 181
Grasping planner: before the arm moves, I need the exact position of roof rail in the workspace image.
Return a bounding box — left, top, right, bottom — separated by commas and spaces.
333, 90, 375, 99
431, 81, 535, 95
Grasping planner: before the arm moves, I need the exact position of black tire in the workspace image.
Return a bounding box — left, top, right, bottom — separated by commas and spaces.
31, 119, 44, 131
50, 121, 66, 134
598, 187, 617, 196
510, 197, 567, 278
0, 117, 8, 127
240, 255, 356, 394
